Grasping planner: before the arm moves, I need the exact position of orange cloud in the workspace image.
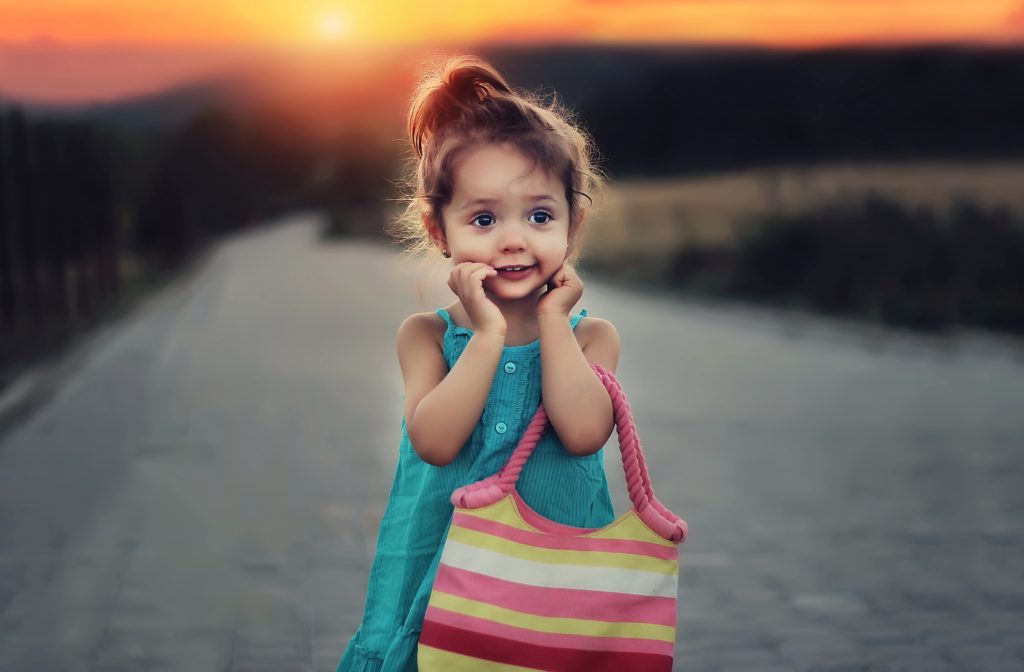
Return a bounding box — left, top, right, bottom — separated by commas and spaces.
0, 40, 262, 104
1010, 2, 1024, 26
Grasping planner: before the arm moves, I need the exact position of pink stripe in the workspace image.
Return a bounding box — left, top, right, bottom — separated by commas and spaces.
421, 619, 672, 672
424, 605, 675, 656
434, 565, 678, 627
453, 510, 678, 561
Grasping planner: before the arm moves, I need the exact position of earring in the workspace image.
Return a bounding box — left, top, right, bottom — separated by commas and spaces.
442, 249, 451, 258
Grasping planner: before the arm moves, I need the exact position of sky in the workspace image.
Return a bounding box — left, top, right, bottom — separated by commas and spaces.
1, 0, 1022, 104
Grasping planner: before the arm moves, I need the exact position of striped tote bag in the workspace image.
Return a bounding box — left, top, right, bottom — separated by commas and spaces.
418, 363, 688, 672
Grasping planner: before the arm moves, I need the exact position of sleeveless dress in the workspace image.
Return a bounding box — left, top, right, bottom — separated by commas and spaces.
337, 307, 616, 672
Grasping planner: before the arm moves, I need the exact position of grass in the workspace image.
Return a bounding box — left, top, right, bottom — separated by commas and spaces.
581, 160, 1024, 283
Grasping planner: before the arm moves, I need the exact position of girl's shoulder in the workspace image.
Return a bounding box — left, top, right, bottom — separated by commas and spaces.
398, 310, 448, 352
408, 303, 480, 350
574, 314, 617, 354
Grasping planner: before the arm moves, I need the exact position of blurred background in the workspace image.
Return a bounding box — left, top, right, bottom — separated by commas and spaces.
1, 2, 1023, 671
2, 2, 1024, 376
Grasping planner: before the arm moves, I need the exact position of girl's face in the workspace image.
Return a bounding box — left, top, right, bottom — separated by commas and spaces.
433, 142, 574, 301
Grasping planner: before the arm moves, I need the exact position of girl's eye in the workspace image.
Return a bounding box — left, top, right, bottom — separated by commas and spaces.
468, 210, 552, 228
529, 210, 553, 224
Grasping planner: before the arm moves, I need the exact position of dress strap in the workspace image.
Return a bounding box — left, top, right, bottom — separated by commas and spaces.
435, 307, 455, 328
570, 308, 589, 330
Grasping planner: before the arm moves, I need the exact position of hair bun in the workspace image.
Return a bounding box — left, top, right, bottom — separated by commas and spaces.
444, 57, 510, 104
408, 55, 512, 158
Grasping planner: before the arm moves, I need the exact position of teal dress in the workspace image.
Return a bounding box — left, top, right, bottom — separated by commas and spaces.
337, 307, 616, 672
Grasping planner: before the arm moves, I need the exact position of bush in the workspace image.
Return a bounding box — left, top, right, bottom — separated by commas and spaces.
668, 195, 1024, 334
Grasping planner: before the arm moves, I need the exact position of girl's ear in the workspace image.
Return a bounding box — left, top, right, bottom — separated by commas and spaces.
572, 209, 586, 233
422, 212, 447, 253
567, 208, 586, 255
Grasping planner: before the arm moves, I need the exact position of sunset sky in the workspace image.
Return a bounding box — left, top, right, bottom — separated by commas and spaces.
1, 0, 1022, 104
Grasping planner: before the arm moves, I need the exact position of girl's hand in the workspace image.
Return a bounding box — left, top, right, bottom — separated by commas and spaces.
447, 262, 507, 337
536, 263, 583, 317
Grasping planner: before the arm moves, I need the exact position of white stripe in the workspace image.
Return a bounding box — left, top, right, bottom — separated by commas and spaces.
439, 540, 678, 599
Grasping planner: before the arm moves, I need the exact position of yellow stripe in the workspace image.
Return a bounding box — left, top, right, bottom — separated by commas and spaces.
430, 591, 676, 642
459, 497, 677, 547
418, 644, 539, 671
448, 525, 678, 575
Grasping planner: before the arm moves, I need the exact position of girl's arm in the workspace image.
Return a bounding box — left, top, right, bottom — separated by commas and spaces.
538, 314, 621, 457
398, 314, 505, 466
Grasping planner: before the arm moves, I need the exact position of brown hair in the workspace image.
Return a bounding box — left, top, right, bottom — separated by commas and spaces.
387, 55, 606, 267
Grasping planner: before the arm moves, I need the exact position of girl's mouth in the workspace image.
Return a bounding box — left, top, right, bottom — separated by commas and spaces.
496, 265, 536, 280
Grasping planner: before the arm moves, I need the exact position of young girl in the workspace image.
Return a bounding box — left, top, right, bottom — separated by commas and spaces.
337, 54, 622, 672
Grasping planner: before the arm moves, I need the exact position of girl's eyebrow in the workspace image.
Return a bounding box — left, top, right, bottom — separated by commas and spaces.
458, 195, 558, 210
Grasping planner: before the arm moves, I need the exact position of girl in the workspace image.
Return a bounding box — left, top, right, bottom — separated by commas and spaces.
337, 54, 622, 672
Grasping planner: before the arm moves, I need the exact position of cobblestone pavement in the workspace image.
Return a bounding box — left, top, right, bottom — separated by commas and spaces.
1, 214, 1022, 671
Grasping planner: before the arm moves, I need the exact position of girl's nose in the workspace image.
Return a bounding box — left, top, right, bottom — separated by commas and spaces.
498, 225, 527, 253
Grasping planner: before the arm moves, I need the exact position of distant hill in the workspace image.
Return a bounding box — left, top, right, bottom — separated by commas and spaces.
7, 74, 244, 132
476, 44, 1024, 176
4, 43, 1023, 177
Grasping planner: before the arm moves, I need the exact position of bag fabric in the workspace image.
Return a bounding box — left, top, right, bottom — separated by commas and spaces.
417, 363, 688, 672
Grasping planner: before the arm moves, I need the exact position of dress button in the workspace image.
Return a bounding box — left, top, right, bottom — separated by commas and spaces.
504, 362, 517, 374
495, 422, 507, 434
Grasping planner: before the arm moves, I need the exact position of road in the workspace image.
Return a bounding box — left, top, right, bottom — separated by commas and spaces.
1, 213, 1022, 671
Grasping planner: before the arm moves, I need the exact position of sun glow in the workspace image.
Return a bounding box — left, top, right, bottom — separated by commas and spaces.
316, 10, 349, 42
0, 1, 1020, 50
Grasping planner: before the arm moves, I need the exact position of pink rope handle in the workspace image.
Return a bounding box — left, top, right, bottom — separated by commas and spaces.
451, 363, 688, 543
